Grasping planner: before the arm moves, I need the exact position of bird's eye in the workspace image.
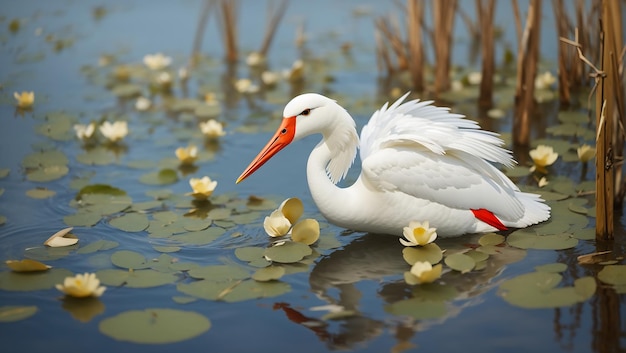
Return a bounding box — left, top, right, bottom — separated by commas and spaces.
281, 128, 287, 134
300, 108, 311, 116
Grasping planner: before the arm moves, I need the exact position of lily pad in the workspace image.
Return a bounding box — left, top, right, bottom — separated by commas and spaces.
219, 279, 291, 302
0, 268, 73, 291
507, 231, 579, 250
26, 188, 56, 199
498, 271, 596, 309
252, 266, 285, 282
76, 240, 119, 254
96, 268, 177, 288
263, 241, 312, 263
76, 147, 116, 165
109, 213, 149, 232
478, 233, 505, 246
0, 306, 38, 322
402, 243, 443, 265
444, 253, 475, 273
188, 265, 249, 281
63, 212, 101, 227
139, 169, 179, 185
110, 250, 150, 269
170, 227, 225, 245
0, 168, 9, 178
385, 299, 447, 320
535, 263, 568, 273
77, 184, 126, 199
27, 165, 69, 182
99, 308, 211, 344
597, 265, 626, 286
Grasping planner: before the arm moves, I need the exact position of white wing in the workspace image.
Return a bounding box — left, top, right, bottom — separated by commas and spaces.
360, 93, 526, 221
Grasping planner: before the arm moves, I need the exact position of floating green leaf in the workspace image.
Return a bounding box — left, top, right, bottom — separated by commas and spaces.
385, 299, 447, 320
0, 268, 73, 291
76, 147, 116, 165
188, 265, 249, 281
0, 306, 38, 322
25, 188, 56, 199
110, 83, 142, 98
263, 241, 312, 263
498, 272, 595, 309
63, 212, 101, 227
0, 168, 9, 178
598, 265, 626, 286
96, 269, 177, 288
252, 266, 285, 282
478, 233, 505, 246
219, 279, 291, 302
402, 243, 443, 265
445, 253, 475, 273
110, 250, 150, 269
139, 169, 179, 185
76, 184, 126, 199
507, 232, 578, 250
27, 165, 69, 182
109, 213, 149, 232
535, 263, 567, 273
76, 240, 119, 254
170, 227, 225, 245
99, 308, 211, 344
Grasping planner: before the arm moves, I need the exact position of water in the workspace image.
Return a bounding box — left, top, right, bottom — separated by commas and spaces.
0, 1, 625, 352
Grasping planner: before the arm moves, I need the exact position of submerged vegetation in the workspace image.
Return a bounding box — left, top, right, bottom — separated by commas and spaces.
0, 1, 625, 352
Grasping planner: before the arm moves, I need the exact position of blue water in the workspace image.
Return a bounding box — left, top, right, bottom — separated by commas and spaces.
0, 1, 625, 353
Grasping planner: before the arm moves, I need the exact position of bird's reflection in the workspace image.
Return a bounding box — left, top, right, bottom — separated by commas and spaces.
274, 233, 526, 350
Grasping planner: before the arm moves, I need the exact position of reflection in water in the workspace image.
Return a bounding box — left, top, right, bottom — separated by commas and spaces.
273, 233, 526, 350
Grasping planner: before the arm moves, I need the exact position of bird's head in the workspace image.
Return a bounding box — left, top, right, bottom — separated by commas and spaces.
236, 93, 336, 183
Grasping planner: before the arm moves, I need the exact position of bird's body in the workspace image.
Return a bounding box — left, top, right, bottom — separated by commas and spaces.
238, 93, 550, 237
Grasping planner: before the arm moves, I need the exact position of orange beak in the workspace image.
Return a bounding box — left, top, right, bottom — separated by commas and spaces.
236, 118, 296, 183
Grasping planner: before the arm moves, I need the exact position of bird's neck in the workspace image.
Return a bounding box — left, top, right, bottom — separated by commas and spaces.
306, 118, 359, 222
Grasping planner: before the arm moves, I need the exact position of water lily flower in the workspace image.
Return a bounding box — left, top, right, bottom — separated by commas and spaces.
263, 210, 292, 237
400, 221, 437, 247
538, 176, 549, 188
451, 80, 463, 92
178, 67, 189, 81
73, 123, 96, 140
14, 91, 34, 108
135, 96, 151, 111
404, 261, 443, 285
188, 176, 217, 200
261, 71, 279, 86
535, 71, 556, 90
286, 60, 304, 82
156, 71, 172, 88
467, 71, 482, 85
234, 78, 258, 94
175, 145, 198, 165
99, 121, 128, 142
56, 273, 106, 298
577, 144, 595, 162
246, 51, 266, 67
199, 119, 226, 138
529, 145, 558, 173
143, 53, 172, 70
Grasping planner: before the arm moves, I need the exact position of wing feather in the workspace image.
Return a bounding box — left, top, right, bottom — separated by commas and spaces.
360, 94, 525, 221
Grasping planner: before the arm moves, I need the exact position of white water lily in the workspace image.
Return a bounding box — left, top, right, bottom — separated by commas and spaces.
188, 176, 217, 200
99, 121, 128, 142
261, 71, 279, 86
143, 53, 172, 70
246, 51, 266, 67
73, 123, 96, 140
234, 78, 258, 94
175, 145, 198, 165
529, 145, 558, 173
199, 119, 226, 138
404, 261, 443, 285
538, 176, 549, 188
56, 273, 106, 298
400, 221, 437, 247
577, 144, 595, 162
135, 96, 151, 111
535, 71, 556, 90
467, 71, 482, 85
14, 91, 34, 108
263, 210, 292, 237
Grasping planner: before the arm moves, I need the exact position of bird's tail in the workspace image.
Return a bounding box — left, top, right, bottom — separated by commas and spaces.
510, 192, 551, 228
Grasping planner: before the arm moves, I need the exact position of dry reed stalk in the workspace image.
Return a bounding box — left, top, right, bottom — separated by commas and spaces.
407, 0, 425, 92
511, 0, 522, 46
374, 28, 394, 75
432, 0, 457, 95
218, 0, 239, 62
259, 0, 289, 56
375, 16, 409, 71
476, 0, 496, 108
552, 0, 572, 104
595, 0, 625, 240
512, 0, 541, 147
189, 0, 215, 68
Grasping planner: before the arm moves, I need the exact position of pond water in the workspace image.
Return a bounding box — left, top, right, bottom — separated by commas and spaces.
1, 1, 625, 352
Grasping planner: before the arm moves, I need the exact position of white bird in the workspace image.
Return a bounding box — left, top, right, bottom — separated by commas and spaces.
237, 93, 550, 237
